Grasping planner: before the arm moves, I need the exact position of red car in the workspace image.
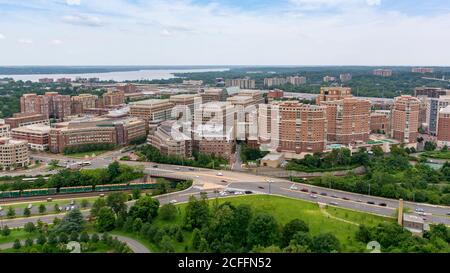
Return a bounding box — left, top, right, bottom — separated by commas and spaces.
300, 188, 309, 193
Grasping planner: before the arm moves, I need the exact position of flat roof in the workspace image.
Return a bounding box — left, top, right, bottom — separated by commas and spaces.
12, 124, 51, 133
129, 99, 170, 106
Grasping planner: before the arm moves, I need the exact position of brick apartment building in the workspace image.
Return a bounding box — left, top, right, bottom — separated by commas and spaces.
437, 106, 450, 148
390, 95, 420, 143
322, 97, 371, 144
276, 101, 327, 154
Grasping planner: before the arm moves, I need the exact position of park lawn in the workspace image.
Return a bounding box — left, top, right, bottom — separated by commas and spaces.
421, 151, 450, 160
144, 195, 393, 252
0, 229, 36, 245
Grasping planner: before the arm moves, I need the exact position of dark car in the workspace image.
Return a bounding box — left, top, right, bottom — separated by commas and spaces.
320, 193, 327, 196
331, 195, 338, 198
311, 191, 318, 194
152, 165, 158, 168
245, 191, 253, 194
379, 203, 387, 207
367, 201, 375, 205
258, 186, 264, 189
342, 197, 350, 201
301, 189, 309, 192
221, 180, 228, 183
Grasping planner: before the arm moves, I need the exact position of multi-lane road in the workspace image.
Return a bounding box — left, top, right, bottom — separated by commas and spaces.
1, 152, 449, 229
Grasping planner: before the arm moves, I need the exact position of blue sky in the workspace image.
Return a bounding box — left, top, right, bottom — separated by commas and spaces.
1, 0, 450, 65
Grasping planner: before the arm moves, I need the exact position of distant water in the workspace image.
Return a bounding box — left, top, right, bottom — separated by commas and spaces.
0, 68, 229, 82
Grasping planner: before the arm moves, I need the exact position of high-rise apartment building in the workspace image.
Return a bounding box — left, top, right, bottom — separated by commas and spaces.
322, 97, 371, 144
71, 94, 99, 114
316, 87, 352, 104
276, 101, 327, 154
390, 95, 420, 143
20, 92, 71, 119
225, 78, 256, 89
339, 73, 352, 82
437, 106, 450, 148
103, 90, 125, 107
373, 69, 393, 77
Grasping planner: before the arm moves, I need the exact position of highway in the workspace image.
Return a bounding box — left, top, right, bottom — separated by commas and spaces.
1, 152, 449, 228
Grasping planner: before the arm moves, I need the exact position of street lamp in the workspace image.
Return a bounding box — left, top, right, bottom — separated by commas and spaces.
267, 179, 273, 195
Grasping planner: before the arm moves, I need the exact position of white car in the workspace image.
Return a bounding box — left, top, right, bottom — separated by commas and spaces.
27, 204, 33, 209
216, 172, 223, 176
310, 194, 318, 199
290, 185, 298, 190
415, 208, 425, 213
169, 200, 178, 204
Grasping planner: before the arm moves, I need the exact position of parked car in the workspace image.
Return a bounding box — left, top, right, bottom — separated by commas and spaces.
300, 188, 309, 193
379, 203, 387, 207
320, 193, 327, 196
311, 191, 318, 194
290, 185, 298, 190
342, 197, 350, 201
245, 191, 253, 194
367, 201, 375, 205
330, 202, 339, 206
310, 194, 318, 199
258, 186, 265, 189
169, 200, 178, 204
217, 172, 223, 176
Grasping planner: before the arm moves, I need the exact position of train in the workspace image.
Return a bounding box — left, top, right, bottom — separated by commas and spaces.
0, 182, 159, 199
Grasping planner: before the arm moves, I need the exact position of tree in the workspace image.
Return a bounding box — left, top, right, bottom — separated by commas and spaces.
247, 213, 279, 248
23, 207, 31, 217
424, 141, 437, 152
48, 233, 58, 245
132, 188, 141, 200
191, 228, 202, 250
371, 146, 384, 157
281, 219, 309, 247
90, 198, 107, 217
128, 196, 160, 223
55, 209, 85, 234
39, 204, 46, 214
13, 239, 21, 249
160, 235, 175, 253
59, 233, 69, 244
24, 222, 36, 233
37, 234, 47, 245
311, 233, 341, 253
25, 238, 34, 247
355, 225, 372, 243
91, 233, 100, 243
133, 218, 143, 233
159, 204, 177, 221
108, 161, 121, 180
184, 195, 209, 230
70, 232, 79, 242
1, 225, 11, 237
96, 207, 116, 232
106, 192, 128, 215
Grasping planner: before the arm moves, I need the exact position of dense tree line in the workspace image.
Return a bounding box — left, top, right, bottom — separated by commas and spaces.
136, 145, 228, 169
240, 144, 269, 163
286, 148, 369, 172
356, 222, 450, 253
63, 143, 117, 155
296, 146, 450, 205
0, 162, 144, 191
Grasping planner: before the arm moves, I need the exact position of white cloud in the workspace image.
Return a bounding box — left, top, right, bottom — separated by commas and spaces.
18, 38, 33, 44
289, 0, 381, 10
66, 0, 81, 6
366, 0, 381, 6
62, 14, 103, 27
51, 39, 63, 45
0, 33, 5, 39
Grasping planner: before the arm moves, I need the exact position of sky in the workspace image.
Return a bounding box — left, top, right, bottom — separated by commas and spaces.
0, 0, 450, 66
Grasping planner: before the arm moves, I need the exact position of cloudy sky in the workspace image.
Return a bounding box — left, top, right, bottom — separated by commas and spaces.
0, 0, 449, 66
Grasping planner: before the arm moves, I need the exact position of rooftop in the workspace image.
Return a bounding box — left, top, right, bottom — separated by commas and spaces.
12, 124, 51, 134
129, 99, 170, 106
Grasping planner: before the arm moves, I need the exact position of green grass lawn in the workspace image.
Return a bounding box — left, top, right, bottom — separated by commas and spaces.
0, 229, 36, 245
421, 150, 450, 160
136, 195, 393, 252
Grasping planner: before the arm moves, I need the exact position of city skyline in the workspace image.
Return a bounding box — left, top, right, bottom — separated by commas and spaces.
1, 0, 450, 66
